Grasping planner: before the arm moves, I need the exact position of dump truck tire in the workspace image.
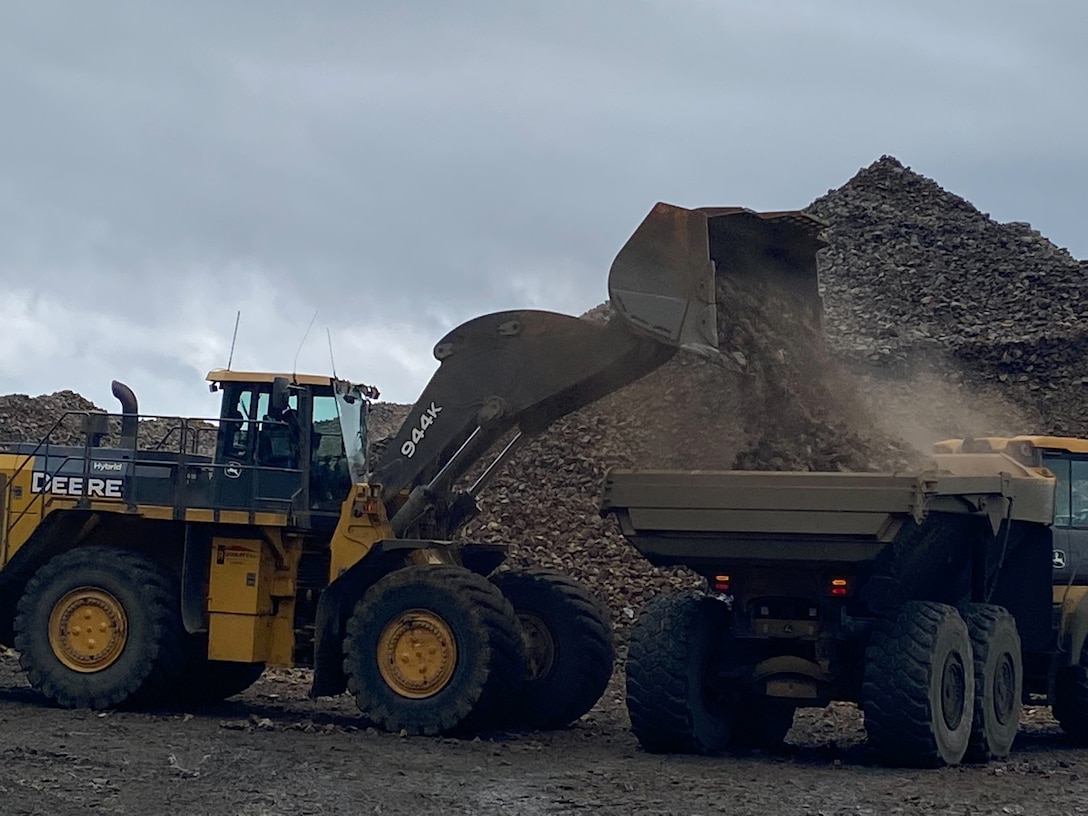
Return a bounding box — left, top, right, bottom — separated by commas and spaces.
490, 568, 614, 729
732, 697, 795, 751
626, 591, 734, 754
863, 600, 974, 767
13, 547, 184, 709
961, 603, 1022, 762
175, 636, 265, 703
343, 564, 524, 736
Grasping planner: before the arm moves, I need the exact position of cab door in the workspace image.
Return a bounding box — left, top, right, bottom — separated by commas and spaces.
214, 384, 260, 510
213, 382, 307, 514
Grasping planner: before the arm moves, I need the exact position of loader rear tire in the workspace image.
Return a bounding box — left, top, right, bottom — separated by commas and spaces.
625, 592, 735, 754
14, 547, 184, 709
863, 601, 974, 767
490, 568, 614, 729
343, 565, 524, 736
962, 603, 1022, 762
175, 636, 265, 704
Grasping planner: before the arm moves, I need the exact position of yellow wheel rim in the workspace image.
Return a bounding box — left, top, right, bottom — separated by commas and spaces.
376, 609, 457, 699
519, 612, 556, 681
48, 587, 128, 673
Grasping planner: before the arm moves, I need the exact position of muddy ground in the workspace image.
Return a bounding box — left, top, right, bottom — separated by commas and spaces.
2, 652, 1088, 815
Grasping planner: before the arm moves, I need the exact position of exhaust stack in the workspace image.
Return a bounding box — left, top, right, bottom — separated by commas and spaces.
111, 380, 139, 450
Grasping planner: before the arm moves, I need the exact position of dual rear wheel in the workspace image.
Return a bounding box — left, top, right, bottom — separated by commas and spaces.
863, 601, 1022, 767
625, 592, 1021, 767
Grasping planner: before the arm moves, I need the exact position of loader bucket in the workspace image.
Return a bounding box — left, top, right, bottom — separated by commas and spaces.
608, 203, 826, 351
608, 203, 719, 354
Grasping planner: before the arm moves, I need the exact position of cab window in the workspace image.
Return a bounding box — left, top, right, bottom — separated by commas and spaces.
1045, 455, 1088, 527
1073, 460, 1088, 527
223, 388, 255, 459
310, 394, 349, 504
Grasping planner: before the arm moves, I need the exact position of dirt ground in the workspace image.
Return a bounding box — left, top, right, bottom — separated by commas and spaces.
3, 652, 1088, 815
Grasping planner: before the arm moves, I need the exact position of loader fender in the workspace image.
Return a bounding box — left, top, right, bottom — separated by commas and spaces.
1056, 585, 1088, 669
0, 510, 184, 644
309, 539, 506, 698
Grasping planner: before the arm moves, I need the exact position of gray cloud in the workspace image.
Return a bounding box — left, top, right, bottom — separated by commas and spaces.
1, 0, 1085, 415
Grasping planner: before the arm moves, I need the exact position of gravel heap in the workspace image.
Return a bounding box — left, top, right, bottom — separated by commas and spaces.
808, 155, 1088, 438
0, 391, 216, 455
0, 391, 100, 446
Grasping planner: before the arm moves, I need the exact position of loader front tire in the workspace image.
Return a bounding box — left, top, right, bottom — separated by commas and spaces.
490, 568, 615, 729
863, 601, 974, 767
14, 547, 184, 709
962, 603, 1022, 762
343, 565, 524, 736
625, 592, 735, 754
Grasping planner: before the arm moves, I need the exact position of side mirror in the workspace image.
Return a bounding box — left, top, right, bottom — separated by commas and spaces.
271, 376, 290, 418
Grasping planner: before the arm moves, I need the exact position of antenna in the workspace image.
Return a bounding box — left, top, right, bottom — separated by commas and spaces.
293, 309, 319, 378
227, 311, 241, 370
326, 328, 338, 378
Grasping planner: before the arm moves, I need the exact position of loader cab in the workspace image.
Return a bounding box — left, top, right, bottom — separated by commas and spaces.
206, 369, 373, 526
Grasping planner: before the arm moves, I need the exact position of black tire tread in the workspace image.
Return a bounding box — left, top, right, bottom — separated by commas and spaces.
175, 636, 266, 704
1053, 634, 1088, 743
863, 600, 973, 767
13, 547, 184, 709
491, 568, 614, 729
962, 603, 1022, 762
625, 591, 729, 754
344, 564, 524, 736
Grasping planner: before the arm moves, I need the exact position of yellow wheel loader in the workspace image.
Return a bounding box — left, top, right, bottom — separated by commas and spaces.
0, 203, 825, 735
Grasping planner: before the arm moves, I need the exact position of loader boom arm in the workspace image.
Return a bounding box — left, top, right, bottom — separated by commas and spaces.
372, 310, 676, 501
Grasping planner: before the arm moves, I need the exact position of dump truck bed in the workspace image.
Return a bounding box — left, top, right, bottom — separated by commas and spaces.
601, 456, 1055, 571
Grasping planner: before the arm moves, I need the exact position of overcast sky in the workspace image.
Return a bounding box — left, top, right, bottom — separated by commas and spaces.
1, 0, 1085, 419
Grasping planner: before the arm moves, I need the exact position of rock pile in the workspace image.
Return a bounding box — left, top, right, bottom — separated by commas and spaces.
0, 391, 99, 446
0, 391, 216, 455
808, 155, 1088, 437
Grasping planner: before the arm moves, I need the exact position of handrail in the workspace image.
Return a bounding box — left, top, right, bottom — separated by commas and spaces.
2, 410, 300, 547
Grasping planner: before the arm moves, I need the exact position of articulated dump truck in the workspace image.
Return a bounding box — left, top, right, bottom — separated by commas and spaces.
0, 203, 825, 736
602, 435, 1088, 767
